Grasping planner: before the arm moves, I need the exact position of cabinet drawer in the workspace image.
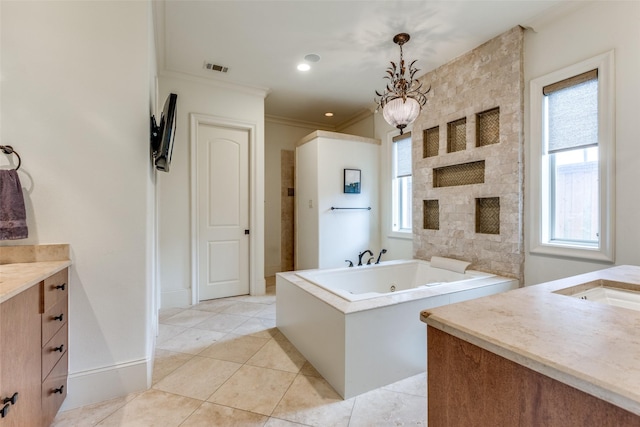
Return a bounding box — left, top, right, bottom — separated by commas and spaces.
42, 322, 67, 381
42, 351, 68, 427
42, 297, 68, 346
42, 268, 68, 313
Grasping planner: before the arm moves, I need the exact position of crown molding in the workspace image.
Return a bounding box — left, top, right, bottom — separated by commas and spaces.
265, 114, 336, 131
266, 108, 374, 132
159, 70, 270, 99
335, 109, 374, 132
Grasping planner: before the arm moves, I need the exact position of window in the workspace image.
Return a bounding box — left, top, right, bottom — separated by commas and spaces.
392, 133, 412, 233
530, 51, 614, 262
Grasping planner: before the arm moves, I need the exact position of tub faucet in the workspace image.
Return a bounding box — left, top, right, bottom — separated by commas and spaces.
358, 250, 373, 266
375, 249, 387, 264
345, 259, 354, 267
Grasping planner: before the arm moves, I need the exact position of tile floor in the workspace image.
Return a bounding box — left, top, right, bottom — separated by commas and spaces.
52, 279, 427, 426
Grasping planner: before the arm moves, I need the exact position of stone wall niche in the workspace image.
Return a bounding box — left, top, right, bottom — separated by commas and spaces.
433, 161, 485, 188
412, 26, 524, 282
423, 126, 439, 158
447, 118, 467, 153
476, 107, 500, 147
476, 197, 500, 235
423, 200, 440, 230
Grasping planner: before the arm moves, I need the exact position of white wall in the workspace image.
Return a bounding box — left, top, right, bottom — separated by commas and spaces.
295, 139, 320, 270
524, 1, 640, 285
264, 115, 376, 277
1, 0, 155, 409
318, 136, 380, 268
157, 74, 266, 307
295, 132, 381, 270
147, 0, 160, 385
264, 120, 321, 276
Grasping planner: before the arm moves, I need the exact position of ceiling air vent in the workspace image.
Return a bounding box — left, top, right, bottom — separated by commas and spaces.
203, 61, 229, 73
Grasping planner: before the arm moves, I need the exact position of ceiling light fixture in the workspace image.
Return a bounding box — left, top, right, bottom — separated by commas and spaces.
324, 112, 334, 117
304, 54, 321, 63
375, 33, 430, 134
297, 63, 311, 71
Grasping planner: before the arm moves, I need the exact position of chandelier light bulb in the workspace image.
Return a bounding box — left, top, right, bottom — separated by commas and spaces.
382, 97, 421, 131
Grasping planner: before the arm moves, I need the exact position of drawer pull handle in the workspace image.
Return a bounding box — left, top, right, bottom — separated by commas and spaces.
53, 344, 64, 353
0, 404, 9, 418
53, 386, 64, 395
53, 313, 64, 322
2, 392, 18, 406
55, 283, 66, 291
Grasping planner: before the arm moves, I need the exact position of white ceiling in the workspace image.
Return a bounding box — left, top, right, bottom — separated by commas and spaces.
154, 0, 569, 128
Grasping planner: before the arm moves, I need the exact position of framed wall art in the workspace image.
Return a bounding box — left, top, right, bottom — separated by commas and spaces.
344, 168, 361, 194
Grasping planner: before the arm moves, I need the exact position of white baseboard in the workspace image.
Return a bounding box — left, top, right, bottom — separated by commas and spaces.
60, 358, 150, 411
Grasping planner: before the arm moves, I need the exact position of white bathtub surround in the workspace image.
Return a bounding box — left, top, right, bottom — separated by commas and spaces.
276, 259, 518, 398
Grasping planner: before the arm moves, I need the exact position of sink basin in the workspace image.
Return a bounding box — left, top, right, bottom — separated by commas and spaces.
555, 280, 640, 312
572, 287, 640, 311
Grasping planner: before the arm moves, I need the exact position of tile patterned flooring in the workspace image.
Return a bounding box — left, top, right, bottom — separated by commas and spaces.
52, 280, 427, 426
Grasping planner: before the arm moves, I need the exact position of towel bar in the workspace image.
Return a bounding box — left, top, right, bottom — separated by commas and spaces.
0, 145, 21, 170
330, 207, 371, 210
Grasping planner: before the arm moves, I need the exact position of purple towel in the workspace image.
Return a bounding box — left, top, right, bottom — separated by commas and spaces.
0, 169, 28, 240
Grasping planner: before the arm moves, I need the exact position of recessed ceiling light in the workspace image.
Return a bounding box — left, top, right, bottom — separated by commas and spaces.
304, 54, 321, 63
324, 112, 334, 117
297, 63, 311, 71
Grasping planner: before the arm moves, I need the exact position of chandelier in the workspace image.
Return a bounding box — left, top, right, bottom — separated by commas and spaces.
375, 33, 430, 134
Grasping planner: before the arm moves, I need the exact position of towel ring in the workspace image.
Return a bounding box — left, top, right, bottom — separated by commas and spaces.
0, 145, 21, 170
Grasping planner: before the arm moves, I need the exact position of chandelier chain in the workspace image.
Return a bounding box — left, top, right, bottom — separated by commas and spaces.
375, 33, 431, 111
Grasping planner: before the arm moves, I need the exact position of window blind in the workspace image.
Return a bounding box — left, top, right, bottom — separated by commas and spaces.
394, 133, 412, 178
544, 69, 598, 154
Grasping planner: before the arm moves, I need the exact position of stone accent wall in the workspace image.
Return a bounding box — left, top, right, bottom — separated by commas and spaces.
280, 149, 295, 272
412, 26, 524, 282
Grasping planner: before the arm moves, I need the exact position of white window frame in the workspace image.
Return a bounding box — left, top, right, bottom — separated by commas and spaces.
384, 129, 413, 239
529, 50, 615, 262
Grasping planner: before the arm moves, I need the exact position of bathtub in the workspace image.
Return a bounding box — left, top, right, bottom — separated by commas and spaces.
296, 259, 493, 302
276, 259, 518, 399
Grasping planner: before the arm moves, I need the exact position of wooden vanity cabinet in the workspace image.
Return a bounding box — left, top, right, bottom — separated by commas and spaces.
427, 326, 640, 426
0, 284, 42, 427
0, 267, 68, 427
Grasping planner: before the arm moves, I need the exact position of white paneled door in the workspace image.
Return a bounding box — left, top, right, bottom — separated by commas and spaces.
197, 123, 250, 300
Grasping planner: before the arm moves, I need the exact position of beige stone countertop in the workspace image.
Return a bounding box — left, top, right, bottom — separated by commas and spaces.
421, 265, 640, 417
0, 260, 71, 304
